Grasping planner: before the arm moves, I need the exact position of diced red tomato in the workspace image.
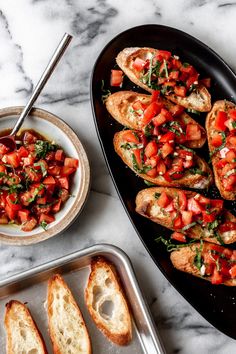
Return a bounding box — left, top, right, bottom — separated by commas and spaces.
132, 100, 147, 112
174, 86, 187, 97
211, 134, 223, 147
25, 167, 42, 182
157, 192, 170, 208
52, 199, 62, 213
157, 50, 171, 60
169, 104, 184, 117
202, 211, 216, 223
18, 209, 30, 223
133, 57, 147, 71
145, 141, 158, 158
21, 217, 37, 231
187, 198, 203, 215
23, 155, 35, 166
58, 177, 69, 190
172, 58, 182, 69
6, 152, 20, 168
226, 150, 236, 163
159, 132, 175, 143
181, 210, 193, 226
151, 90, 160, 102
61, 166, 76, 176
211, 268, 223, 285
146, 167, 158, 178
39, 213, 55, 224
198, 195, 211, 205
23, 131, 37, 144
229, 265, 236, 278
176, 190, 187, 210
110, 70, 123, 87
152, 112, 167, 127
36, 197, 47, 205
161, 142, 173, 158
219, 222, 236, 233
228, 135, 236, 146
229, 109, 236, 121
17, 146, 29, 158
171, 231, 186, 242
133, 149, 142, 170
6, 193, 21, 211
173, 215, 183, 229
200, 78, 211, 88
55, 149, 65, 161
143, 102, 163, 125
64, 157, 79, 169
5, 204, 16, 220
215, 111, 228, 131
0, 144, 9, 155
48, 165, 61, 176
223, 175, 236, 191
169, 70, 179, 80
210, 199, 224, 210
0, 165, 7, 174
156, 161, 166, 175
123, 131, 140, 144
43, 176, 56, 185
165, 201, 175, 212
186, 124, 201, 141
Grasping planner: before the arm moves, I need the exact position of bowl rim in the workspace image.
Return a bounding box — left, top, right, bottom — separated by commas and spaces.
0, 106, 90, 245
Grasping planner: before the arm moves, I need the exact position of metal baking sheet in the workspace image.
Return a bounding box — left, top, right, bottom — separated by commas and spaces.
0, 244, 165, 354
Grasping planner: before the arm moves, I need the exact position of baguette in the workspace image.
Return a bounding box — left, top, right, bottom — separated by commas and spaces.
106, 91, 206, 148
4, 300, 47, 354
170, 241, 236, 286
116, 47, 211, 112
206, 100, 236, 200
85, 257, 132, 346
136, 187, 236, 244
114, 130, 212, 189
47, 274, 91, 354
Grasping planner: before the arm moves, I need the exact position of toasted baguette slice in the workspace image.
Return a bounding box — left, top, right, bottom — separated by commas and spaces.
85, 257, 132, 346
116, 47, 211, 112
206, 100, 236, 200
170, 242, 236, 286
135, 187, 236, 244
114, 130, 212, 189
106, 91, 206, 148
4, 300, 47, 354
47, 274, 91, 354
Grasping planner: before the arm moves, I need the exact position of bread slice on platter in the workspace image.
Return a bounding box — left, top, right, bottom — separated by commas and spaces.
85, 257, 132, 346
114, 130, 212, 189
116, 47, 211, 112
47, 274, 91, 354
4, 300, 47, 354
106, 91, 206, 148
170, 241, 236, 286
206, 100, 236, 200
136, 187, 236, 244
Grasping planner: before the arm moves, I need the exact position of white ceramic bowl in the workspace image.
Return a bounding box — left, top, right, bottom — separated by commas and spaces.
0, 107, 90, 245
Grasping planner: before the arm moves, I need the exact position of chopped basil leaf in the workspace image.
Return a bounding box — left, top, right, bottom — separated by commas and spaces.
163, 59, 169, 78
154, 192, 161, 199
178, 144, 196, 154
34, 162, 47, 177
189, 168, 208, 176
101, 80, 111, 103
35, 140, 57, 159
214, 231, 225, 245
193, 241, 203, 270
232, 121, 236, 129
187, 108, 200, 115
144, 180, 156, 187
155, 236, 197, 252
207, 219, 220, 231
131, 153, 151, 174
121, 143, 139, 150
40, 220, 48, 230
183, 62, 190, 68
181, 222, 197, 231
144, 123, 154, 137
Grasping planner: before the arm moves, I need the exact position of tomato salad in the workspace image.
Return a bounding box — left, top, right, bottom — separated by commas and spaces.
210, 107, 236, 192
0, 130, 78, 232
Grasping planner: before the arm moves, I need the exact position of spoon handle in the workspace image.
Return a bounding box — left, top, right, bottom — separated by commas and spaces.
11, 32, 72, 136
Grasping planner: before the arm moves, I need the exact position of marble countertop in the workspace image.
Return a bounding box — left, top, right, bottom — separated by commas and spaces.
0, 0, 236, 353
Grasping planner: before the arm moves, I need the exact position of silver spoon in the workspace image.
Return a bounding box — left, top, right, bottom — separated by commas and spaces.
0, 32, 72, 151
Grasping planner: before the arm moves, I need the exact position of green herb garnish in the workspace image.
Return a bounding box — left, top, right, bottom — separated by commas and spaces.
101, 80, 111, 103
34, 140, 57, 159
40, 220, 48, 230
144, 180, 156, 187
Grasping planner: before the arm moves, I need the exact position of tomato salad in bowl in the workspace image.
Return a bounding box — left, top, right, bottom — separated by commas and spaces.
0, 106, 90, 245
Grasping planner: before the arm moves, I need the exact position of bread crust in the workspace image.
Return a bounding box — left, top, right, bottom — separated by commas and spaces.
4, 300, 48, 354
135, 187, 236, 244
114, 130, 212, 189
206, 100, 236, 200
116, 47, 211, 112
85, 257, 132, 346
47, 274, 91, 354
170, 242, 236, 286
106, 91, 206, 148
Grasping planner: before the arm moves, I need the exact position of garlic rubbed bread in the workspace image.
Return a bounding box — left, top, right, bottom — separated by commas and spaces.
47, 274, 91, 354
136, 187, 236, 244
206, 100, 236, 200
106, 91, 206, 148
4, 300, 48, 354
170, 241, 236, 286
85, 257, 132, 346
114, 130, 212, 189
116, 47, 211, 112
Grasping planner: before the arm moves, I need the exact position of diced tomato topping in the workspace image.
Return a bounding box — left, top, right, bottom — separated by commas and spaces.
161, 142, 173, 158
165, 201, 175, 212
123, 131, 140, 144
228, 136, 236, 146
48, 165, 61, 176
0, 144, 9, 155
210, 199, 224, 210
211, 134, 223, 147
171, 231, 186, 242
223, 175, 236, 191
186, 124, 201, 141
23, 131, 37, 144
6, 193, 21, 211
176, 190, 187, 210
174, 86, 187, 97
219, 222, 236, 233
17, 146, 29, 158
198, 195, 211, 205
151, 90, 160, 102
173, 215, 183, 229
21, 217, 37, 231
152, 112, 167, 127
145, 141, 158, 158
39, 213, 55, 224
110, 70, 123, 87
5, 204, 17, 220
159, 132, 175, 143
181, 210, 193, 226
6, 152, 20, 168
18, 209, 30, 223
169, 104, 184, 117
143, 102, 163, 125
229, 265, 236, 278
228, 109, 236, 121
211, 268, 223, 285
215, 111, 228, 131
157, 50, 171, 60
25, 167, 42, 182
133, 149, 142, 169
133, 57, 147, 71
55, 149, 65, 161
187, 198, 203, 215
202, 211, 216, 223
52, 199, 62, 213
43, 176, 56, 185
157, 192, 170, 208
226, 150, 236, 163
156, 161, 166, 175
64, 157, 79, 169
58, 177, 69, 190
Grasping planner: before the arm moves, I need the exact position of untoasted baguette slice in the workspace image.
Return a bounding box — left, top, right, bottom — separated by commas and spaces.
135, 187, 236, 244
85, 257, 132, 346
206, 100, 236, 200
116, 47, 211, 112
114, 130, 212, 189
4, 300, 47, 354
106, 91, 206, 148
170, 241, 236, 286
47, 274, 91, 354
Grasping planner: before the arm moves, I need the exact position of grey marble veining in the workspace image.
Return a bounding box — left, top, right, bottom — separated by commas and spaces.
0, 0, 236, 353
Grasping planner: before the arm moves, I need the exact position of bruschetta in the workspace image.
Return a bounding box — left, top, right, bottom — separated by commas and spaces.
114, 130, 212, 188
206, 100, 236, 200
106, 91, 206, 148
136, 187, 236, 244
170, 241, 236, 285
116, 47, 211, 112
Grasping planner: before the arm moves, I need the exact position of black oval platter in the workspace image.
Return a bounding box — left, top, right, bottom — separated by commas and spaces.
90, 24, 236, 339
